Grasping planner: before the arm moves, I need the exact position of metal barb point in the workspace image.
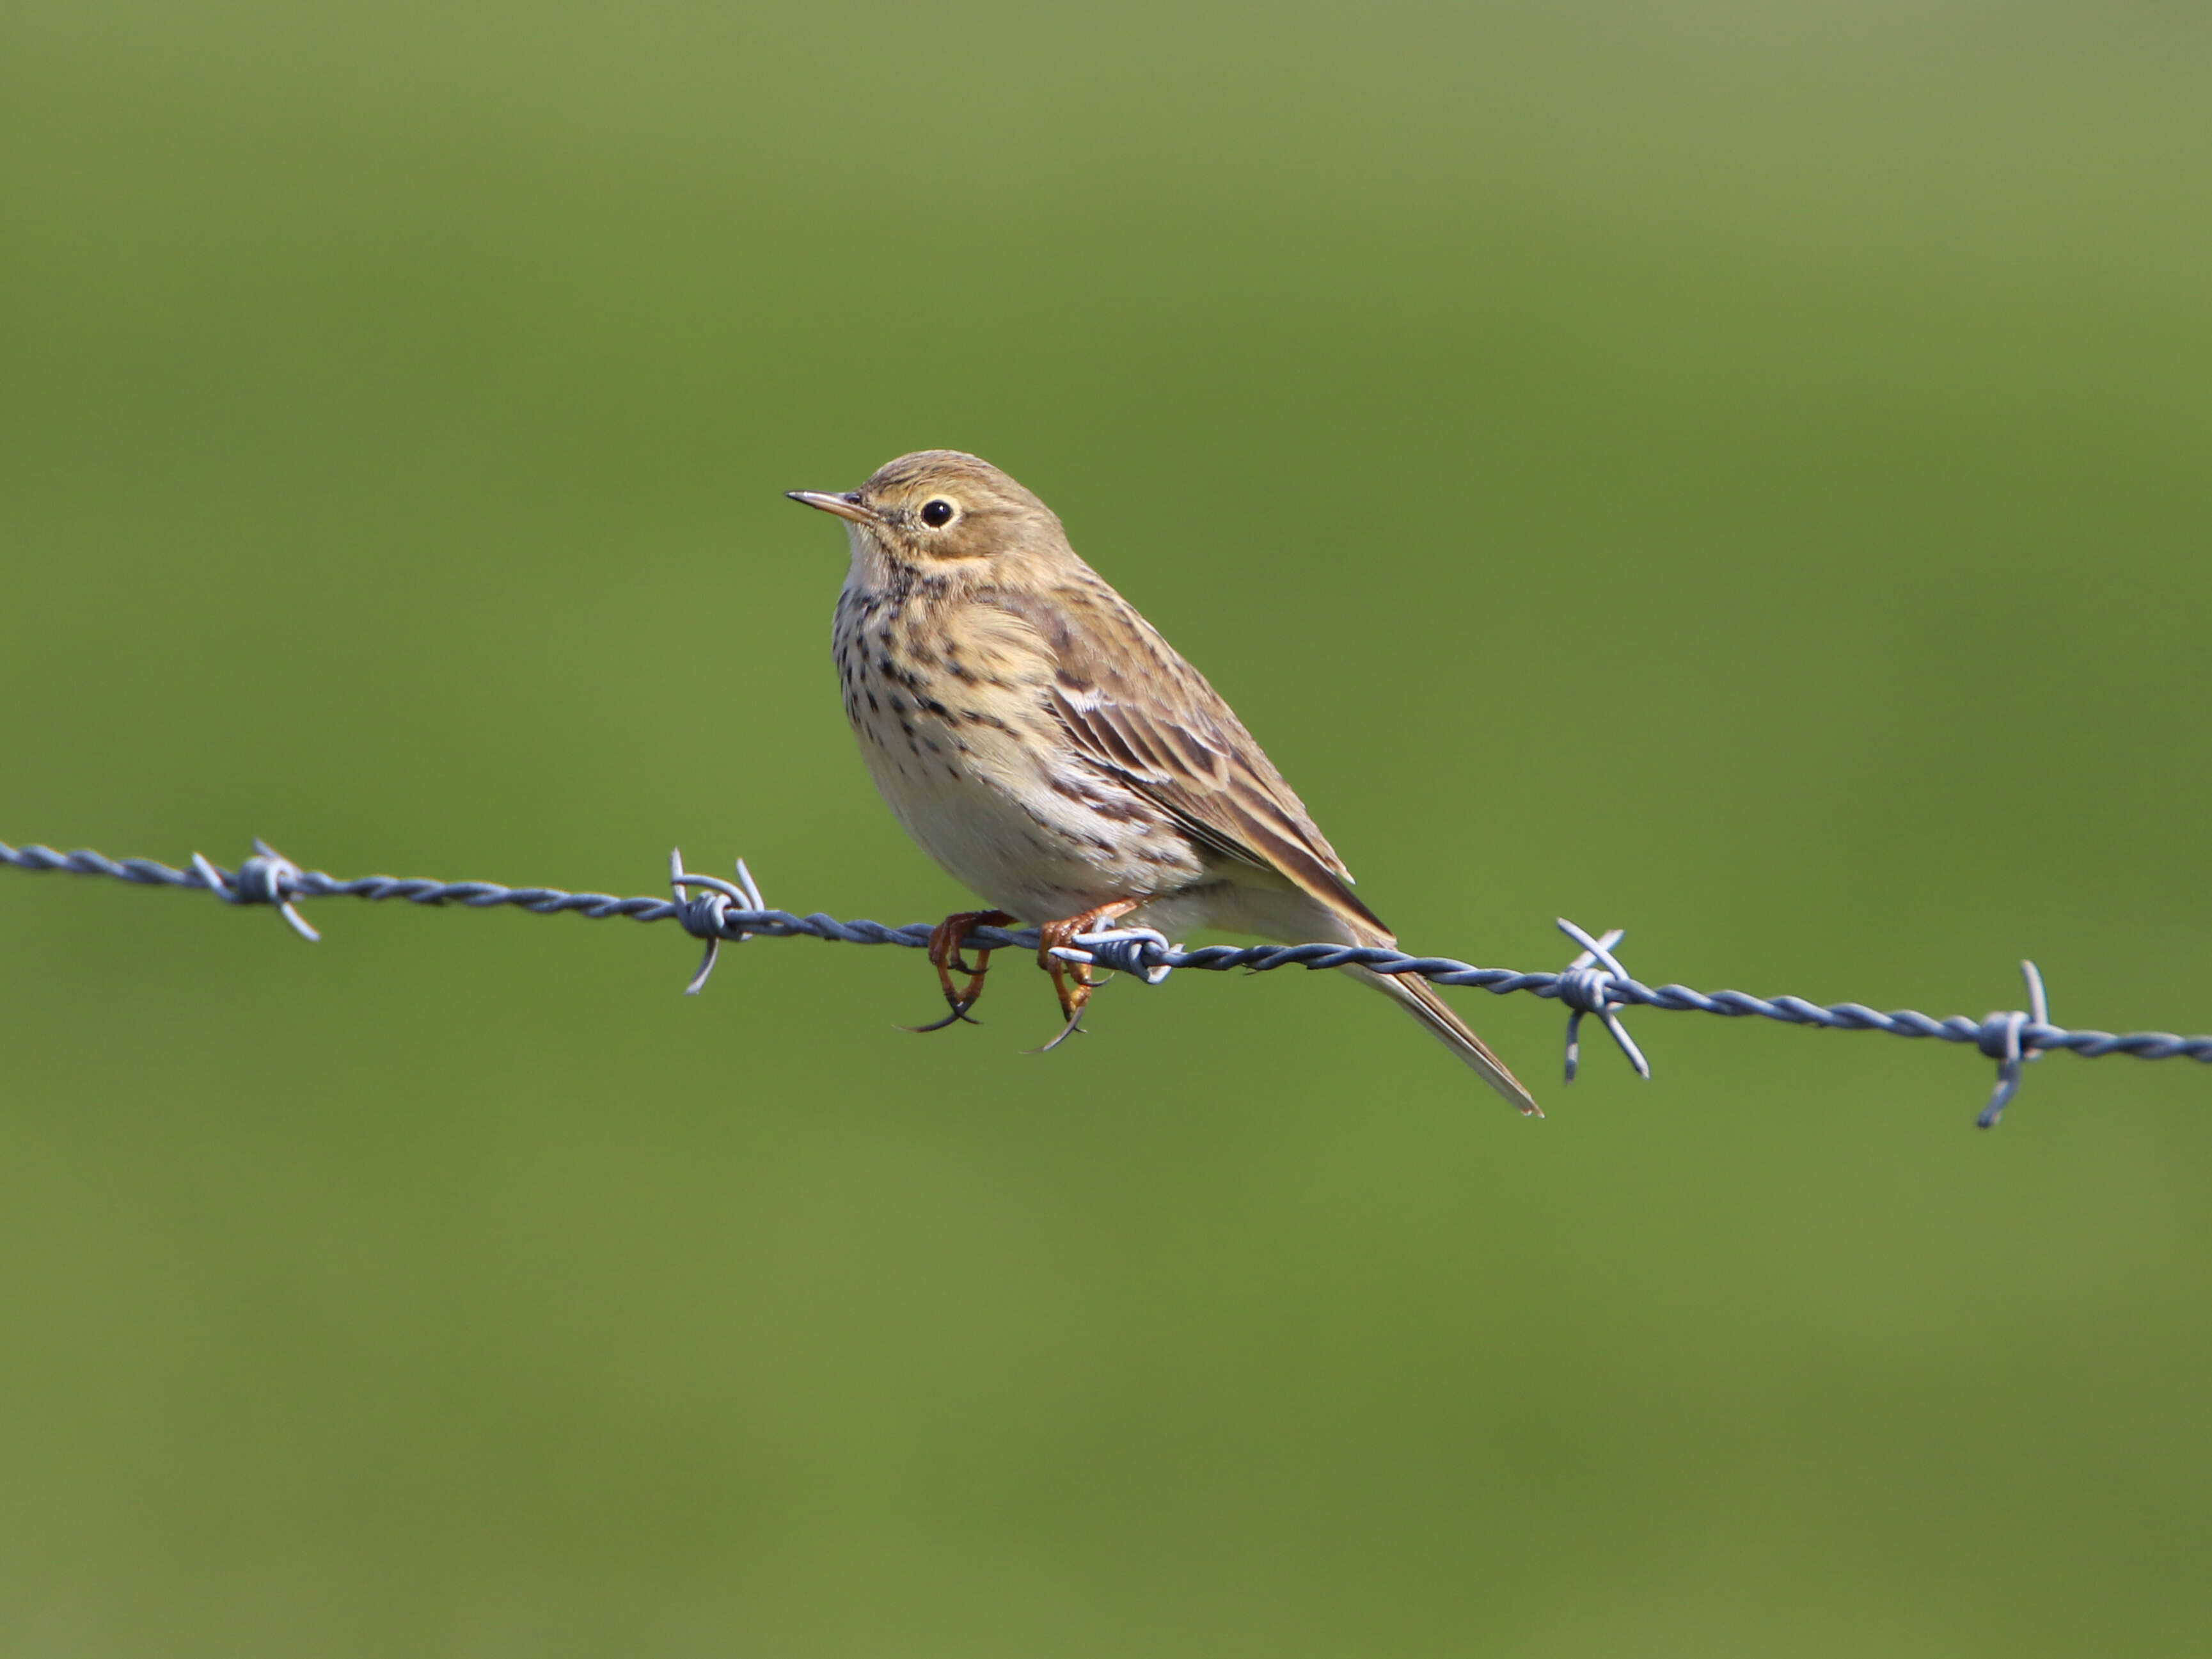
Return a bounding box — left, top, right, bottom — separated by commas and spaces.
1556, 919, 1650, 1083
669, 848, 765, 996
1063, 926, 1177, 985
1977, 960, 2051, 1129
193, 841, 319, 942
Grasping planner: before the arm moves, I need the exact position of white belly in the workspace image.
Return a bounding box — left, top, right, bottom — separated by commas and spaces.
848, 688, 1204, 923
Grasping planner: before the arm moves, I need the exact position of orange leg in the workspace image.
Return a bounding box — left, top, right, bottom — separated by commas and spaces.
904, 910, 1017, 1033
1030, 900, 1141, 1051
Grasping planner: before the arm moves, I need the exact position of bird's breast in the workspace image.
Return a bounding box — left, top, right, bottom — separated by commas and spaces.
831, 582, 1203, 919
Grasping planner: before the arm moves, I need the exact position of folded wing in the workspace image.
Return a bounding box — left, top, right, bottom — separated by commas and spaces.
993, 578, 1391, 939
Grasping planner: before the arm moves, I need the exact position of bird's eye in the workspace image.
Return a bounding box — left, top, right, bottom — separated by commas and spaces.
919, 498, 955, 528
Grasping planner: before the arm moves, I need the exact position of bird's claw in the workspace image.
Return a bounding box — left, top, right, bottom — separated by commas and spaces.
1025, 1006, 1088, 1053
910, 909, 1015, 1034
1030, 900, 1140, 1051
900, 1003, 982, 1033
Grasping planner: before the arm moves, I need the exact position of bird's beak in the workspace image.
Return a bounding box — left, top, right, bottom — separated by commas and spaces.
787, 490, 878, 525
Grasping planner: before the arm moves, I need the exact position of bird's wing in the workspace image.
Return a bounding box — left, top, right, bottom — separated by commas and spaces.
992, 576, 1392, 939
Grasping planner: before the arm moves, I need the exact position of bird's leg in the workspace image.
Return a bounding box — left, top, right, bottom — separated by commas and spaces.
1031, 900, 1141, 1051
903, 910, 1017, 1033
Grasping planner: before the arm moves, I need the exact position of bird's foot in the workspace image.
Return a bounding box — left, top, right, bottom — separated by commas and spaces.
902, 909, 1016, 1033
1028, 901, 1140, 1049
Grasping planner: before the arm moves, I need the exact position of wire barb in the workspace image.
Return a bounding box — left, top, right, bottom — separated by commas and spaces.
4, 837, 2208, 1127
190, 839, 320, 942
668, 847, 766, 996
1975, 960, 2052, 1129
1555, 919, 1650, 1083
1050, 927, 1178, 985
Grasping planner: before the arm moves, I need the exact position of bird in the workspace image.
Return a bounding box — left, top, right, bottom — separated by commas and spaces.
788, 450, 1540, 1115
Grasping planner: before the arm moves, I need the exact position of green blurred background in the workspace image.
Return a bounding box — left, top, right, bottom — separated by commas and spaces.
4, 3, 2210, 1653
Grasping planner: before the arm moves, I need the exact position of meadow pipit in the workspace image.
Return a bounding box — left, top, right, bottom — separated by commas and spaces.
790, 450, 1538, 1114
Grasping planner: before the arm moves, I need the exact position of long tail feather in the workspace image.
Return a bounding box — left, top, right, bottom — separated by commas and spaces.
1345, 964, 1543, 1116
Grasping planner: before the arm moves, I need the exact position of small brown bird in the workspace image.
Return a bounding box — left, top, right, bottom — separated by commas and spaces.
789, 450, 1539, 1114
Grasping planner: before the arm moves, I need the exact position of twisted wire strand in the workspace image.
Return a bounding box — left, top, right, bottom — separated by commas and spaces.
6, 841, 2208, 1123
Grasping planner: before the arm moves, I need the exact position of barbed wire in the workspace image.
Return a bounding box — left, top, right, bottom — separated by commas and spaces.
4, 837, 2206, 1127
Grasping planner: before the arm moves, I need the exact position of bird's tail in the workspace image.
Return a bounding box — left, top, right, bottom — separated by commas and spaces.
1343, 961, 1543, 1116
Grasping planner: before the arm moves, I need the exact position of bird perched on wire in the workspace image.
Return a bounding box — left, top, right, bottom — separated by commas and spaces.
789, 450, 1539, 1114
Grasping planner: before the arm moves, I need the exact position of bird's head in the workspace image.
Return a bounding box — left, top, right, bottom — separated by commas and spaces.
789, 450, 1068, 575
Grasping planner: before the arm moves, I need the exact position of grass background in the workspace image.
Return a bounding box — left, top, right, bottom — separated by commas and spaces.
4, 3, 2210, 1653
